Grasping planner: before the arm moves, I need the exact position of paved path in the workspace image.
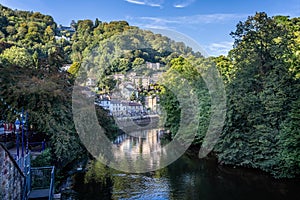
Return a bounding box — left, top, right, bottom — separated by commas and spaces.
2, 144, 43, 159
28, 189, 50, 199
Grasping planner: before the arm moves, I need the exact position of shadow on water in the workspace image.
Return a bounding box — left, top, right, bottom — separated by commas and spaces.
72, 128, 300, 200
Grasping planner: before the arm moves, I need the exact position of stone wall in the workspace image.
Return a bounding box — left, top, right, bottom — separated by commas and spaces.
0, 144, 24, 200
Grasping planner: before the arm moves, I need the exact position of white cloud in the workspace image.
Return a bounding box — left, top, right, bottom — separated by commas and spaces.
125, 0, 146, 5
137, 13, 248, 26
173, 0, 196, 8
205, 41, 234, 56
124, 0, 163, 7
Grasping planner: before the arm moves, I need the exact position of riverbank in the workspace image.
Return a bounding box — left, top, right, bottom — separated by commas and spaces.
184, 143, 300, 182
70, 150, 300, 200
58, 127, 300, 199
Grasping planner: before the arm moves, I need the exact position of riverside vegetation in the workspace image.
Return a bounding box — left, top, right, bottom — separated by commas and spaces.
0, 3, 299, 179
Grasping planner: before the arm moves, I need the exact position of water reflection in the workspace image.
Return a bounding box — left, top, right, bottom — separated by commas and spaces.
73, 128, 300, 200
112, 129, 163, 154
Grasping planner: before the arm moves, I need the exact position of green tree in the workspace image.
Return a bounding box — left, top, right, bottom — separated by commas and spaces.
216, 12, 299, 177
68, 62, 82, 78
44, 25, 55, 42
275, 97, 300, 178
158, 56, 211, 142
0, 46, 34, 67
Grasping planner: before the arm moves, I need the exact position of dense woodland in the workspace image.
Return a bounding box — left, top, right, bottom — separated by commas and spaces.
0, 4, 299, 178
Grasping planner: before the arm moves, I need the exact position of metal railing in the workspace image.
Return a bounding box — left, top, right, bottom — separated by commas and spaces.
13, 151, 31, 200
22, 155, 31, 200
15, 152, 31, 173
28, 141, 46, 152
30, 166, 55, 200
49, 166, 55, 200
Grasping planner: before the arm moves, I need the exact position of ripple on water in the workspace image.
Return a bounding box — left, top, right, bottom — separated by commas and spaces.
112, 174, 170, 200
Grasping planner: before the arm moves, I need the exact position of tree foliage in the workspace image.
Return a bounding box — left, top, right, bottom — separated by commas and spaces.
216, 12, 300, 178
0, 46, 34, 67
1, 4, 299, 179
158, 56, 211, 143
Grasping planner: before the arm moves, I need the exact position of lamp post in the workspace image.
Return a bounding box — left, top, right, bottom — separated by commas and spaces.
20, 109, 26, 158
15, 118, 20, 159
4, 118, 7, 144
25, 112, 29, 154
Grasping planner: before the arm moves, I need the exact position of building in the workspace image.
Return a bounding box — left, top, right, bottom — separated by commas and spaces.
60, 64, 71, 72
109, 100, 126, 116
96, 96, 144, 117
129, 76, 150, 88
127, 102, 143, 115
145, 95, 159, 113
118, 82, 136, 100
57, 25, 75, 33
150, 72, 163, 83
96, 96, 110, 110
86, 78, 97, 87
113, 74, 125, 81
146, 62, 160, 70
55, 35, 71, 41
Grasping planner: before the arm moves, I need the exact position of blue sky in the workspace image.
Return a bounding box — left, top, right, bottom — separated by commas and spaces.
0, 0, 299, 56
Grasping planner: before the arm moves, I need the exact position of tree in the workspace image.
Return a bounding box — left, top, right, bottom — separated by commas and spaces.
0, 64, 86, 167
0, 46, 34, 67
275, 97, 300, 178
94, 18, 101, 28
44, 25, 55, 42
68, 62, 81, 76
213, 55, 236, 84
132, 57, 144, 67
216, 13, 299, 177
32, 51, 39, 69
130, 92, 137, 101
158, 56, 210, 141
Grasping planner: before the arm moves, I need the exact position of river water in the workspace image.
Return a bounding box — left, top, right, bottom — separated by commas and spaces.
72, 128, 300, 200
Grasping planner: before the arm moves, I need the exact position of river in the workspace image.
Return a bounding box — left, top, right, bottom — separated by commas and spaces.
71, 128, 299, 200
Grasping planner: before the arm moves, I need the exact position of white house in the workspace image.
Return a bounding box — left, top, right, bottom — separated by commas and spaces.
97, 98, 110, 110
86, 78, 97, 87
113, 74, 125, 81
109, 100, 127, 116
145, 95, 158, 113
60, 64, 71, 72
146, 62, 160, 70
127, 102, 143, 114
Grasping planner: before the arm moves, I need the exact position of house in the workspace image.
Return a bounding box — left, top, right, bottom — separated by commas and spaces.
127, 102, 143, 115
86, 78, 97, 87
150, 72, 163, 83
129, 76, 150, 88
109, 100, 126, 116
96, 96, 110, 110
118, 82, 136, 100
146, 62, 160, 70
57, 25, 75, 33
60, 64, 71, 72
55, 35, 71, 41
113, 74, 125, 81
145, 95, 159, 113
